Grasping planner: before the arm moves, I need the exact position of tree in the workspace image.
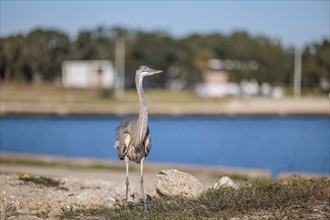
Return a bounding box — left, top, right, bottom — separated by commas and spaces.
0, 34, 25, 81
302, 39, 330, 92
25, 29, 70, 81
0, 26, 327, 94
126, 31, 183, 88
0, 29, 70, 82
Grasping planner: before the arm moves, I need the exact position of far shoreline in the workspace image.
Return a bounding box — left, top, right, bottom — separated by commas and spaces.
1, 112, 329, 118
1, 152, 328, 180
1, 97, 329, 117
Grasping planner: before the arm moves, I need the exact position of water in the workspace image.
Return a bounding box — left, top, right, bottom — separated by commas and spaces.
0, 116, 329, 177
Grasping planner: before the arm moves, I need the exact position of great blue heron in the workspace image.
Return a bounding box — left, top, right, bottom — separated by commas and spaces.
114, 65, 162, 211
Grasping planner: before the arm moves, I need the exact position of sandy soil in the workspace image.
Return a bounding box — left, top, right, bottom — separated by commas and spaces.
1, 152, 328, 219
0, 153, 273, 219
0, 164, 160, 219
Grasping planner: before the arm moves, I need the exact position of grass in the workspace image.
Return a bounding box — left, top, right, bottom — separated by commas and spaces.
58, 177, 330, 219
0, 84, 210, 116
19, 174, 61, 187
0, 155, 137, 172
0, 84, 201, 104
1, 83, 328, 116
60, 206, 112, 219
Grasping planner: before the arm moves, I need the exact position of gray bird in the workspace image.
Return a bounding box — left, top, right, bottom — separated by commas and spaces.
114, 65, 162, 211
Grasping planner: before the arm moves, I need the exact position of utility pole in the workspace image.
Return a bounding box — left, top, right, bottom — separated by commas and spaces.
293, 49, 302, 98
115, 37, 125, 99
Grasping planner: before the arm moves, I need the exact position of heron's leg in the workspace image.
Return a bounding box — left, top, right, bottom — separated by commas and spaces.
125, 157, 129, 207
140, 157, 148, 212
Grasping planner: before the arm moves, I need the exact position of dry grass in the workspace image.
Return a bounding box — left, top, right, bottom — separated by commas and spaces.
58, 177, 330, 219
0, 154, 138, 172
0, 84, 200, 103
1, 84, 328, 116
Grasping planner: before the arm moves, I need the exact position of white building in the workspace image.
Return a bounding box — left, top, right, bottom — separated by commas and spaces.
62, 60, 115, 88
195, 59, 284, 98
195, 59, 241, 98
195, 69, 240, 98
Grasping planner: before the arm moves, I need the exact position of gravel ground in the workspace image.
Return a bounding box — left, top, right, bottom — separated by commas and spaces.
0, 154, 284, 219
0, 162, 221, 220
0, 163, 163, 220
2, 173, 329, 220
0, 160, 327, 220
1, 173, 121, 219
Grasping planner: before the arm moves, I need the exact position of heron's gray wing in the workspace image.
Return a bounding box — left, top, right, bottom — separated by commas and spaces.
114, 133, 131, 160
115, 116, 137, 136
143, 127, 152, 157
114, 116, 137, 160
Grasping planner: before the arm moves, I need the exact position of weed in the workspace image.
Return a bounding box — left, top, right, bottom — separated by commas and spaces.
4, 204, 18, 218
57, 177, 330, 219
59, 206, 112, 220
19, 174, 61, 187
36, 210, 50, 218
2, 156, 136, 172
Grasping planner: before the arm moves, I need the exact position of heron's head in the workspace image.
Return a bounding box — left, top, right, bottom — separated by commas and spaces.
136, 65, 162, 78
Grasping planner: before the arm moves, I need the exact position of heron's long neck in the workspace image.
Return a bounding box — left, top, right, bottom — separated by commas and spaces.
135, 75, 148, 143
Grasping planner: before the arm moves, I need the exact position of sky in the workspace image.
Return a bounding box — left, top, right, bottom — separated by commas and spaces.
1, 1, 329, 48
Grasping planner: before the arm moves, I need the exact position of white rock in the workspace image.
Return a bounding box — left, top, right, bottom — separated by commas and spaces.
214, 176, 238, 189
154, 169, 205, 198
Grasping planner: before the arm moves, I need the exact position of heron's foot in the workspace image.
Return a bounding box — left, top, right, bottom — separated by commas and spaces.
124, 200, 135, 212
140, 198, 148, 212
141, 195, 152, 212
143, 204, 148, 212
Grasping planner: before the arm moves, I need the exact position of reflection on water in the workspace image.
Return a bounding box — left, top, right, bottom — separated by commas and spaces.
0, 116, 329, 177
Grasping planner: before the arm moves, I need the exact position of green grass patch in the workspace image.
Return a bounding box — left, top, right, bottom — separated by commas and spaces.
57, 177, 330, 219
0, 84, 201, 103
1, 156, 137, 172
19, 174, 60, 187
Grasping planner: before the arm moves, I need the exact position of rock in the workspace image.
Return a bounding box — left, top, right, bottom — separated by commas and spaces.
154, 169, 204, 198
213, 176, 238, 189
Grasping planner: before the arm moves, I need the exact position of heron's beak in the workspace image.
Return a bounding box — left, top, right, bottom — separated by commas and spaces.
148, 69, 162, 75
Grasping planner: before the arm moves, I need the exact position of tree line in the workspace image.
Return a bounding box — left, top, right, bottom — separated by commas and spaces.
0, 26, 329, 93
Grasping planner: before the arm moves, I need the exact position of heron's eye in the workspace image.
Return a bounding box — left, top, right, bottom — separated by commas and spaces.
140, 65, 149, 72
